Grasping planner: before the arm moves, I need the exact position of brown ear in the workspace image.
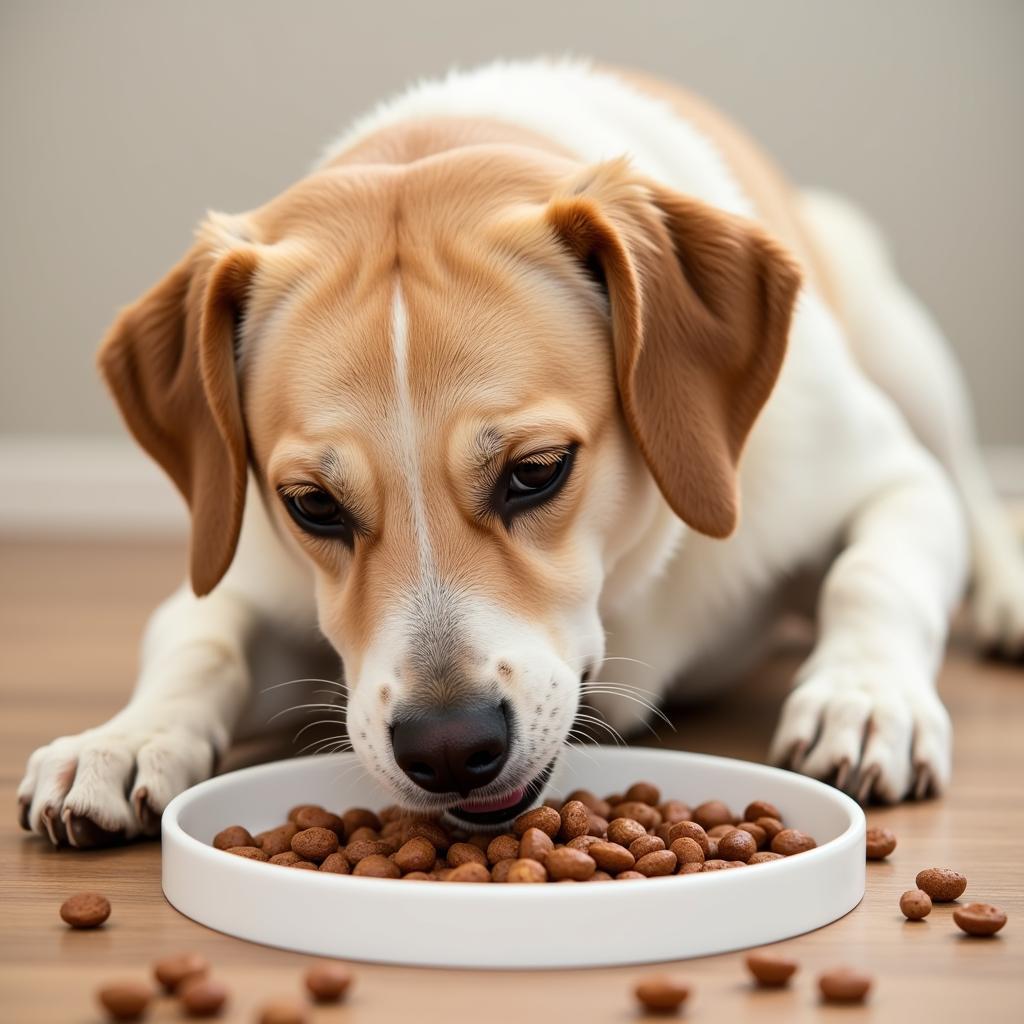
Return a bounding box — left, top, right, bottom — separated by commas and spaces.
97, 222, 257, 595
547, 161, 802, 537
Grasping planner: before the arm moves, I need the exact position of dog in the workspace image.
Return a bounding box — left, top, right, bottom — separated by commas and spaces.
19, 59, 1024, 846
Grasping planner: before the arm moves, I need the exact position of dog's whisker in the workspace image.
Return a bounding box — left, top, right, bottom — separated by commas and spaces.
291, 718, 349, 744
578, 685, 675, 730
572, 710, 628, 747
267, 702, 347, 724
260, 677, 349, 695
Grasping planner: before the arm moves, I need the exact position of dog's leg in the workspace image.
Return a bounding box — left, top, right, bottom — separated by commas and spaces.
800, 190, 1024, 658
769, 458, 968, 802
17, 584, 256, 847
17, 486, 315, 847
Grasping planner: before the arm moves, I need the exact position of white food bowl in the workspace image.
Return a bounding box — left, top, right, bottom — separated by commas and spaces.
162, 747, 865, 969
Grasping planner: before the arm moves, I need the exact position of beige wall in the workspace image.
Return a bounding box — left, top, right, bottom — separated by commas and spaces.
2, 0, 1021, 443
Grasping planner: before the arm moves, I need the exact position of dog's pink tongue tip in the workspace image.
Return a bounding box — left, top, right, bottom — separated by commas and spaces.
457, 786, 526, 814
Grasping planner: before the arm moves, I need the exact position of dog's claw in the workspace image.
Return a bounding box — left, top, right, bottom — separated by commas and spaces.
855, 764, 880, 804
786, 740, 808, 772
41, 805, 67, 846
833, 758, 852, 792
912, 764, 933, 801
17, 798, 30, 831
132, 787, 161, 835
63, 809, 126, 849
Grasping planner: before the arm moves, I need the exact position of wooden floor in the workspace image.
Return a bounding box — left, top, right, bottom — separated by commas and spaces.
1, 539, 1021, 1023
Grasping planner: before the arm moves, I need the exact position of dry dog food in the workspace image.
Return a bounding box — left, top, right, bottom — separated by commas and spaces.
818, 966, 873, 1004
915, 867, 968, 902
865, 826, 897, 860
634, 975, 691, 1012
953, 902, 1007, 937
899, 889, 933, 920
304, 961, 354, 1002
153, 951, 208, 992
96, 980, 152, 1021
745, 950, 798, 986
60, 891, 111, 929
209, 784, 818, 883
179, 976, 229, 1017
258, 998, 309, 1024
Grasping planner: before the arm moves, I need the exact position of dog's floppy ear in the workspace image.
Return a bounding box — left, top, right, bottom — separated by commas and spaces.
547, 160, 802, 537
97, 218, 258, 595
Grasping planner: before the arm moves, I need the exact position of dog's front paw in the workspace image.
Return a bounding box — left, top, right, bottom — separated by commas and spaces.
17, 720, 216, 847
767, 663, 951, 804
972, 556, 1024, 661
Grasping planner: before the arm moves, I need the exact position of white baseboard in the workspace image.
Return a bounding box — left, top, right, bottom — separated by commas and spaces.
0, 436, 187, 536
0, 435, 1021, 537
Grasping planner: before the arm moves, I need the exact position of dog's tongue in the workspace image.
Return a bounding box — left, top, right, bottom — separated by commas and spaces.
456, 787, 526, 814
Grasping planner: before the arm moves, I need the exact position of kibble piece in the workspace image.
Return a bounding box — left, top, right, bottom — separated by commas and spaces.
466, 833, 491, 852
953, 902, 1007, 936
449, 861, 491, 882
294, 806, 344, 836
485, 833, 520, 864
708, 823, 738, 839
60, 892, 111, 929
693, 800, 734, 830
615, 870, 646, 880
394, 837, 436, 873
899, 889, 932, 920
667, 821, 710, 855
590, 841, 636, 873
705, 837, 719, 858
588, 813, 610, 838
290, 860, 319, 870
344, 838, 392, 863
513, 804, 561, 838
347, 826, 379, 844
404, 819, 450, 850
447, 842, 488, 868
607, 817, 648, 847
735, 821, 768, 849
635, 850, 677, 877
519, 826, 555, 862
226, 845, 269, 861
771, 829, 817, 856
304, 961, 353, 1002
403, 871, 433, 881
718, 829, 757, 863
746, 950, 798, 987
255, 823, 299, 857
559, 800, 591, 840
546, 847, 597, 881
658, 799, 692, 824
865, 826, 897, 860
179, 976, 228, 1018
153, 952, 208, 992
754, 816, 784, 841
258, 998, 309, 1024
628, 835, 666, 859
212, 825, 254, 851
319, 852, 350, 874
702, 859, 730, 871
591, 870, 613, 881
670, 837, 705, 866
491, 859, 514, 883
287, 804, 319, 823
634, 975, 690, 1013
915, 867, 967, 902
378, 804, 403, 824
269, 852, 302, 867
818, 967, 872, 1004
342, 807, 381, 836
97, 980, 152, 1021
610, 801, 661, 830
352, 854, 400, 878
507, 858, 547, 883
678, 862, 703, 875
744, 799, 781, 822
567, 834, 603, 852
625, 781, 661, 806
291, 827, 338, 863
748, 851, 784, 864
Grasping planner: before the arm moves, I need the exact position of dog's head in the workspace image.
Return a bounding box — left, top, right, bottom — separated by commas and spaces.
99, 145, 799, 826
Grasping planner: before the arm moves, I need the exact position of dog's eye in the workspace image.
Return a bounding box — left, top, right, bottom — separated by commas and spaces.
499, 446, 576, 520
509, 458, 563, 494
281, 487, 354, 544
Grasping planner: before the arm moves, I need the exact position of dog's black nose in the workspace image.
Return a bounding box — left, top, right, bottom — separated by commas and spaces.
391, 701, 510, 796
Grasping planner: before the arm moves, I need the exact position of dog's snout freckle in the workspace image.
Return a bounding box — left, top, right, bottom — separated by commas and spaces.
497, 661, 512, 679
379, 686, 391, 705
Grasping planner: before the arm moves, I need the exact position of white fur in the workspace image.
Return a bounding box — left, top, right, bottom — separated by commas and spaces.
20, 59, 1024, 843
